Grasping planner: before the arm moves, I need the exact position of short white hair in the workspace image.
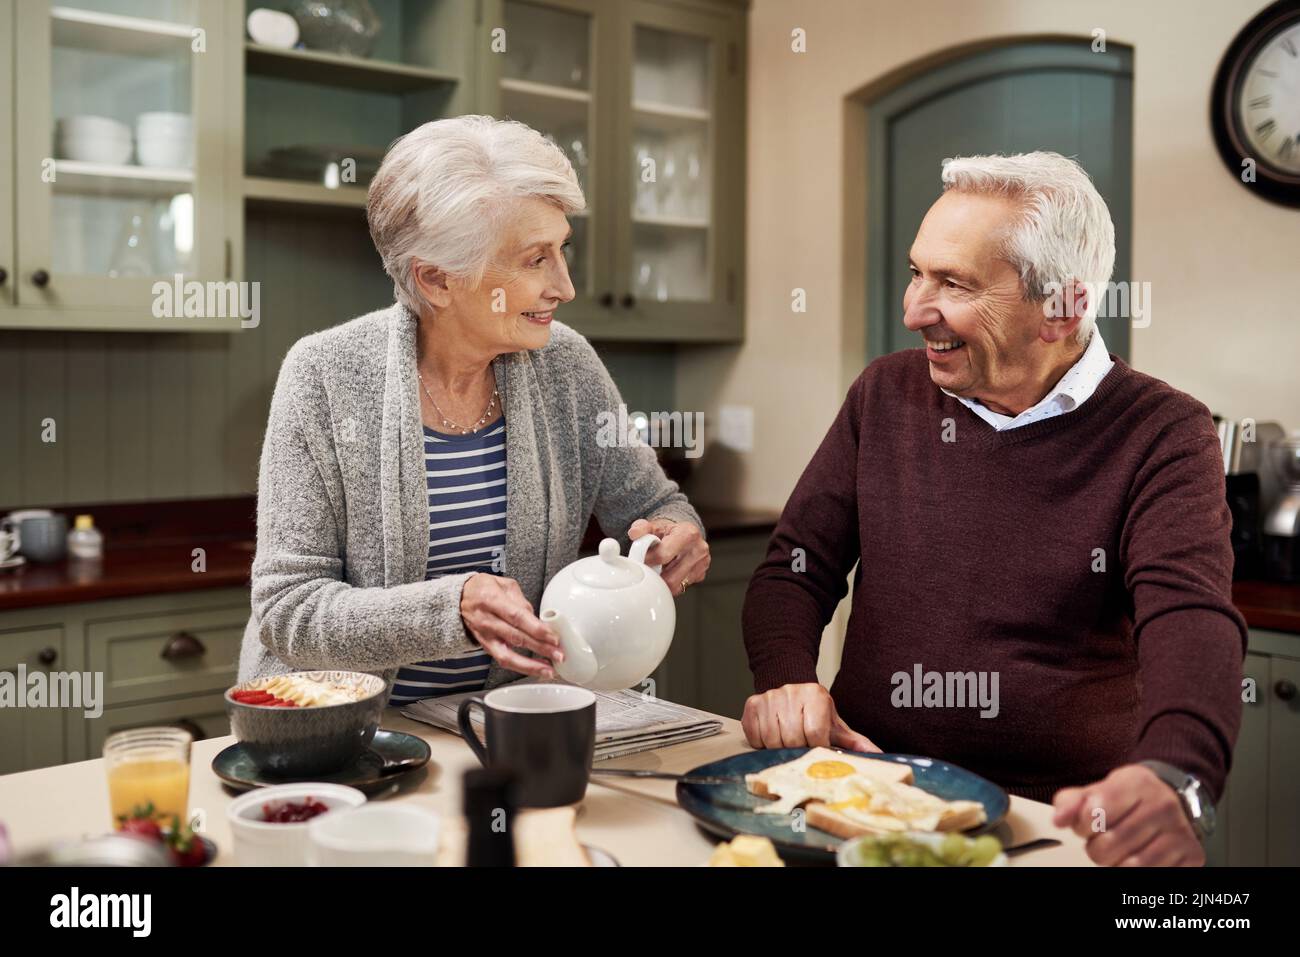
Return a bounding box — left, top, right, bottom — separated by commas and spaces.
939, 151, 1115, 343
367, 115, 586, 312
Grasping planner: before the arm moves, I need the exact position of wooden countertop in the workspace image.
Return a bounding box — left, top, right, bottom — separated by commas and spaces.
1232, 579, 1300, 634
0, 539, 254, 611
0, 503, 778, 613
0, 710, 1093, 867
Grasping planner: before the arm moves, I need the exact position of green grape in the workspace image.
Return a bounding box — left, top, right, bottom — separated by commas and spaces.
968, 834, 1002, 866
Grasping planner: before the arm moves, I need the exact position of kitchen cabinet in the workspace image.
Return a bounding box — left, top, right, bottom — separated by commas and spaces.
6, 0, 236, 331
0, 0, 14, 311
0, 622, 68, 774
483, 0, 747, 343
650, 531, 766, 718
0, 587, 248, 772
1208, 628, 1300, 866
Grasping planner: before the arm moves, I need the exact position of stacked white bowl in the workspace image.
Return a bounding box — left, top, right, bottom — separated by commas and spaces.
56, 115, 132, 165
135, 111, 193, 169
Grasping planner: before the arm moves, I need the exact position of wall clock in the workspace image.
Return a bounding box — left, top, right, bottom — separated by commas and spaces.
1211, 0, 1300, 206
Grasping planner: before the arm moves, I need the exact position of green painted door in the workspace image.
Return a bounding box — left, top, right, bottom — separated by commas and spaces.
867, 42, 1133, 361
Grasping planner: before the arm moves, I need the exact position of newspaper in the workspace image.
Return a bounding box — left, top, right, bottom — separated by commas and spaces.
400, 680, 723, 761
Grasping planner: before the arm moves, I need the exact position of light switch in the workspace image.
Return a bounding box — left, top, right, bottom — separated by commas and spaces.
718, 405, 754, 452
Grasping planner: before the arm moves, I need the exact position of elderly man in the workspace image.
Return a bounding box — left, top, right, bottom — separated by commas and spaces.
741, 151, 1245, 867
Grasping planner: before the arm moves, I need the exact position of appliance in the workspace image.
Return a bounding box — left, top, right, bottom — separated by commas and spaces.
1215, 418, 1285, 579
1263, 433, 1300, 583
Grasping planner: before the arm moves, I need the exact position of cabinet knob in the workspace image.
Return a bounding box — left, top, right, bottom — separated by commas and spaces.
621, 293, 636, 308
1276, 679, 1297, 702
31, 269, 50, 288
160, 631, 206, 661
599, 292, 614, 307
37, 646, 57, 666
0, 267, 8, 285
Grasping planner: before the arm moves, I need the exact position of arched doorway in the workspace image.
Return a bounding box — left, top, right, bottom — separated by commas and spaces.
864, 40, 1134, 361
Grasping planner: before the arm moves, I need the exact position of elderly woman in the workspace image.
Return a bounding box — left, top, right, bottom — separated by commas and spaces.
237, 115, 710, 703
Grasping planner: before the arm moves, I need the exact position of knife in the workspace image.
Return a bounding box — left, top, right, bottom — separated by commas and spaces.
591, 768, 742, 786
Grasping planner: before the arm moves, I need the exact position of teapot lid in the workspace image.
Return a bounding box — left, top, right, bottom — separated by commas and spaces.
573, 539, 645, 589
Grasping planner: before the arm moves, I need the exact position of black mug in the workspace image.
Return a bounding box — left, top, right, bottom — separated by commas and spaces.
457, 684, 596, 808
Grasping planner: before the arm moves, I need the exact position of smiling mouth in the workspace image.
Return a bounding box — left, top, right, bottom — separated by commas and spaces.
925, 336, 965, 355
522, 310, 554, 324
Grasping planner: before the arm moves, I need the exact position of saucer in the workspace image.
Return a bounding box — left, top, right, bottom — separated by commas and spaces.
0, 556, 26, 570
213, 729, 431, 795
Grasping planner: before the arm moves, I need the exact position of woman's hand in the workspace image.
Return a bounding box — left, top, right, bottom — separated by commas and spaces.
628, 518, 710, 596
460, 573, 564, 678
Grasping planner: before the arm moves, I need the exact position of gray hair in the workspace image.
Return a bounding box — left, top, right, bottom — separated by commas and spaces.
367, 115, 586, 312
940, 151, 1115, 343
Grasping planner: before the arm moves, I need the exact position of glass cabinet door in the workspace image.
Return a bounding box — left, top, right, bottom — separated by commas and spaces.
13, 0, 226, 322
498, 0, 602, 306
617, 0, 742, 337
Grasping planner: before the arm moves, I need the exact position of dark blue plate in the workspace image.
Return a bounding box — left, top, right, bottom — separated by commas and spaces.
675, 748, 1009, 863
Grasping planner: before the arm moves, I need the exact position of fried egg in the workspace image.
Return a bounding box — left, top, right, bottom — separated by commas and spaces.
745, 747, 913, 815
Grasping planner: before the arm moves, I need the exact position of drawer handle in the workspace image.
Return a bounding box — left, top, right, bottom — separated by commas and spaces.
160, 631, 206, 661
1276, 680, 1297, 702
37, 647, 58, 666
172, 718, 206, 742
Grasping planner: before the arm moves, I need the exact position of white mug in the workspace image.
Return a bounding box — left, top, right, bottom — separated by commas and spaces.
306, 804, 440, 867
0, 520, 20, 562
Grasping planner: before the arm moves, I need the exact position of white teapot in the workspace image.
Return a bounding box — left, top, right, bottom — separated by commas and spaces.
539, 535, 676, 691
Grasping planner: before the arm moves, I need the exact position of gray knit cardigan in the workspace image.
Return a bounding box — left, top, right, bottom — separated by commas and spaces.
237, 303, 703, 699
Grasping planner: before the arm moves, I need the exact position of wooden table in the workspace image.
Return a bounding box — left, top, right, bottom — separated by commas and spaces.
0, 709, 1093, 867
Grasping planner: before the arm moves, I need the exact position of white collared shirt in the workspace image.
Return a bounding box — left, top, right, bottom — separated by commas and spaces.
940, 330, 1115, 431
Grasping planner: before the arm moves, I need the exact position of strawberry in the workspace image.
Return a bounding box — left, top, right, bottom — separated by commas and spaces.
116, 802, 164, 842
165, 815, 207, 867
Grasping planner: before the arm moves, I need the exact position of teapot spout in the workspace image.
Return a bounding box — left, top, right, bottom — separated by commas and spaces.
540, 609, 599, 686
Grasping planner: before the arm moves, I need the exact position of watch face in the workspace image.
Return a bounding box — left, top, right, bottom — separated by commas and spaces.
1236, 21, 1300, 174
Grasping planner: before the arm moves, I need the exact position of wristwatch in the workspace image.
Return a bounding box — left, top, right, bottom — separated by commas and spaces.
1138, 759, 1217, 841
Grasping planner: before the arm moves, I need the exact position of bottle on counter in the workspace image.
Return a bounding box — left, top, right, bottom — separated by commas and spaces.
67, 514, 103, 561
463, 767, 516, 867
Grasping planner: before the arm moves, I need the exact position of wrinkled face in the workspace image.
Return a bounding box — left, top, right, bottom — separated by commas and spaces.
426, 196, 576, 354
902, 190, 1047, 408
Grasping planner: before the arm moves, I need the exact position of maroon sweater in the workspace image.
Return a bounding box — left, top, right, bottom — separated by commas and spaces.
743, 349, 1247, 804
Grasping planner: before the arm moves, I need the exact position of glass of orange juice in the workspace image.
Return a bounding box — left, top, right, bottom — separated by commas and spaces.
104, 727, 192, 829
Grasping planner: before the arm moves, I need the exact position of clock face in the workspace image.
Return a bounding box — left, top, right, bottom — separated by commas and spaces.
1212, 0, 1300, 205
1236, 22, 1300, 174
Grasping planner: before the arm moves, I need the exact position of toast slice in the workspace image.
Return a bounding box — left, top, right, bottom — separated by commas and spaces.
805, 796, 987, 840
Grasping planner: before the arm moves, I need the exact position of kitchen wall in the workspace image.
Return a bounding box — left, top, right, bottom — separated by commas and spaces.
680, 0, 1300, 516
0, 209, 675, 510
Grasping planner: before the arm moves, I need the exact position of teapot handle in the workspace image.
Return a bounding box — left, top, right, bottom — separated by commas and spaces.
628, 533, 662, 574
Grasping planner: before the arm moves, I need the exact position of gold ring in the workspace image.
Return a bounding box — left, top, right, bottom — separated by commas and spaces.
680, 578, 691, 594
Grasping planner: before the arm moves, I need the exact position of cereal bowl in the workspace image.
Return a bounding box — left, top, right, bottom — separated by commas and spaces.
224, 671, 386, 776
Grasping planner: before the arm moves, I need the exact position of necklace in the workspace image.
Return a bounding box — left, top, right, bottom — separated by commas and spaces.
417, 371, 499, 435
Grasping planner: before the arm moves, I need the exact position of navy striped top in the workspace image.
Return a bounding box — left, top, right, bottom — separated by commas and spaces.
389, 417, 506, 704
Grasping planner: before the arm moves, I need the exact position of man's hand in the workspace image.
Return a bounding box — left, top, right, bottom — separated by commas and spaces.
1052, 764, 1204, 866
741, 683, 881, 752
628, 518, 710, 596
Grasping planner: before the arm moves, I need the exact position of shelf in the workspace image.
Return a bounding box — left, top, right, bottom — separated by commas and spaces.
633, 100, 711, 122
53, 160, 193, 197
633, 213, 710, 229
500, 77, 591, 103
51, 6, 196, 56
245, 43, 460, 93
242, 176, 369, 211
